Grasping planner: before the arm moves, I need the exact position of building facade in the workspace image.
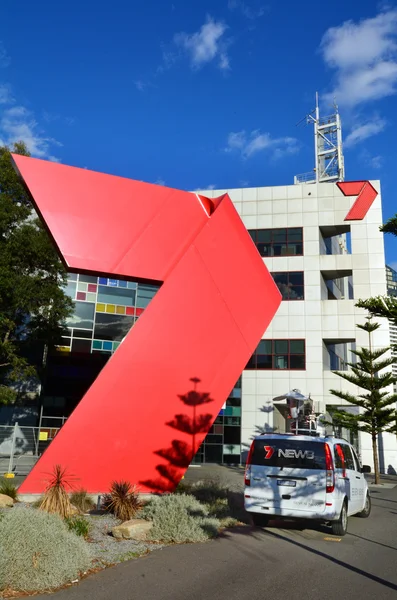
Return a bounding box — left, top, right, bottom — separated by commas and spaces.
40, 180, 397, 472
386, 264, 397, 392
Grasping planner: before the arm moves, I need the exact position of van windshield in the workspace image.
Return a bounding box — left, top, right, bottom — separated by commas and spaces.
251, 438, 326, 470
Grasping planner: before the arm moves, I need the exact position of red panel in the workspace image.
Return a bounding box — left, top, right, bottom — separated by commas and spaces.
87, 284, 97, 292
125, 306, 135, 316
12, 154, 282, 494
76, 291, 86, 300
337, 181, 378, 221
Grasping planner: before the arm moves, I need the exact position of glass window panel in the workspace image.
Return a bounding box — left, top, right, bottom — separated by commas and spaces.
92, 340, 102, 350
76, 291, 86, 301
96, 303, 106, 312
98, 277, 108, 285
116, 306, 125, 314
287, 228, 303, 242
106, 304, 116, 313
245, 355, 256, 369
288, 272, 303, 285
257, 243, 270, 257
204, 445, 223, 463
68, 273, 77, 282
256, 229, 271, 243
87, 284, 97, 293
71, 339, 92, 353
108, 279, 118, 287
274, 340, 288, 354
94, 313, 135, 341
290, 355, 305, 369
118, 280, 128, 288
64, 281, 76, 299
272, 243, 284, 256
272, 272, 288, 285
136, 285, 158, 308
248, 230, 256, 241
77, 282, 88, 292
290, 285, 304, 300
214, 425, 223, 434
206, 434, 223, 444
103, 341, 113, 351
72, 329, 93, 339
60, 336, 71, 347
224, 426, 241, 444
257, 339, 272, 354
272, 229, 287, 242
86, 293, 96, 303
66, 301, 95, 330
273, 355, 289, 369
223, 444, 240, 455
224, 417, 241, 426
79, 274, 98, 284
97, 286, 136, 306
290, 340, 305, 354
256, 355, 272, 369
288, 243, 303, 256
127, 281, 138, 289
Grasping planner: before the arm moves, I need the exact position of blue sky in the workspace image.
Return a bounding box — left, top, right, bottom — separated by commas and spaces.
1, 0, 397, 266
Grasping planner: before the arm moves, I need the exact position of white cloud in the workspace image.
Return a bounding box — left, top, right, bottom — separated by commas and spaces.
369, 155, 383, 169
225, 130, 300, 159
154, 178, 166, 186
344, 116, 386, 147
320, 9, 397, 107
175, 17, 230, 71
1, 105, 62, 161
0, 42, 10, 68
228, 0, 267, 20
0, 83, 12, 104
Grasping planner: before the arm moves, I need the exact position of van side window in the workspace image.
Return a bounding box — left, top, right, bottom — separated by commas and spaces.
351, 447, 361, 471
340, 444, 355, 470
334, 444, 345, 469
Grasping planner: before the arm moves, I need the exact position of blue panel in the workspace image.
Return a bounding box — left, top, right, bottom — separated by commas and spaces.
127, 281, 138, 289
108, 279, 118, 287
118, 280, 128, 288
103, 341, 112, 351
99, 277, 107, 285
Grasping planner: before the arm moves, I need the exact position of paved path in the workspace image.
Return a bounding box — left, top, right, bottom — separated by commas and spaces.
33, 477, 397, 600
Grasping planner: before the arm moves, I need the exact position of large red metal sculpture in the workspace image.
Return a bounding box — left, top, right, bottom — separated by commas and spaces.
13, 154, 281, 494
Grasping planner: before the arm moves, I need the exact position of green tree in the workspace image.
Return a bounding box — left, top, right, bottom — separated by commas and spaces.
330, 319, 397, 484
0, 142, 73, 404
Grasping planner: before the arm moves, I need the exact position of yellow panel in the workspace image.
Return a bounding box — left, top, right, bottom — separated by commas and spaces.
56, 346, 71, 353
96, 303, 106, 312
106, 304, 116, 313
39, 431, 48, 441
116, 305, 125, 314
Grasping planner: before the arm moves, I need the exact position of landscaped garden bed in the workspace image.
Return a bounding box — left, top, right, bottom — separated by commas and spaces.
0, 471, 248, 597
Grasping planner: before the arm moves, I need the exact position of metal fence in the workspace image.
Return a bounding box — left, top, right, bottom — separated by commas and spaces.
0, 422, 60, 476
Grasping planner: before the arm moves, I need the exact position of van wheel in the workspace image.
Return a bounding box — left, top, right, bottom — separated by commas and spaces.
252, 513, 269, 527
357, 493, 371, 518
331, 501, 348, 536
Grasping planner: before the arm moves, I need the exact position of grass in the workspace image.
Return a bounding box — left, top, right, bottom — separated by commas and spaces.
39, 465, 75, 519
102, 480, 142, 521
65, 515, 91, 538
70, 489, 95, 513
0, 477, 18, 501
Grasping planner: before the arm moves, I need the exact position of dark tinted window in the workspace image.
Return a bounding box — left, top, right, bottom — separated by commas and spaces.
66, 301, 95, 330
246, 339, 306, 370
272, 272, 304, 300
250, 439, 326, 469
94, 313, 135, 341
248, 228, 303, 257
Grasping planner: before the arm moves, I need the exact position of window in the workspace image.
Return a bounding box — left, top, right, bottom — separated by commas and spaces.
250, 439, 326, 469
272, 272, 304, 300
66, 301, 95, 330
249, 228, 303, 257
339, 444, 355, 470
246, 339, 305, 370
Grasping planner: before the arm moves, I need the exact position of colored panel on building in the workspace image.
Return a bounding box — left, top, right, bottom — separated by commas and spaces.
12, 154, 282, 494
337, 181, 378, 221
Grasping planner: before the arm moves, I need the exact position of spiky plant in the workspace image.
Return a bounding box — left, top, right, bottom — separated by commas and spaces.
102, 480, 142, 521
70, 489, 95, 513
0, 477, 18, 501
39, 465, 75, 519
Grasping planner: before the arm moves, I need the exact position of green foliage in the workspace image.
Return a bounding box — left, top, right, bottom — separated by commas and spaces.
70, 489, 95, 513
188, 479, 228, 504
0, 508, 91, 593
141, 493, 220, 543
102, 480, 142, 521
330, 319, 397, 483
39, 464, 75, 519
381, 214, 397, 237
356, 296, 397, 326
0, 477, 18, 501
0, 142, 73, 404
65, 515, 91, 538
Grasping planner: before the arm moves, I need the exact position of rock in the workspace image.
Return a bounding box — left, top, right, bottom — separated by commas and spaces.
0, 493, 14, 508
112, 519, 152, 540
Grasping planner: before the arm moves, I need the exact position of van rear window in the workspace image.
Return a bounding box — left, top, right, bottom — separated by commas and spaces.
251, 439, 326, 470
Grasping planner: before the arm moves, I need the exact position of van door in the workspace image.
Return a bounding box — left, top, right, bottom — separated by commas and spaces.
247, 438, 327, 516
339, 443, 360, 514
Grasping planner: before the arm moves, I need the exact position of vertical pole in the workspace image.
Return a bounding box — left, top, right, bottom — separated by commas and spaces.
8, 421, 18, 475
314, 92, 320, 183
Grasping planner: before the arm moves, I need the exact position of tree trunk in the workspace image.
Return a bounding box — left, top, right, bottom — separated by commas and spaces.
372, 432, 380, 484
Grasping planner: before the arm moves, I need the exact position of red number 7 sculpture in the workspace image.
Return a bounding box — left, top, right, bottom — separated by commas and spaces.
13, 154, 281, 494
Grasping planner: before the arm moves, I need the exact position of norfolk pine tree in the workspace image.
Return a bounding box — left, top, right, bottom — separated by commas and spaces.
330, 319, 397, 484
0, 142, 73, 404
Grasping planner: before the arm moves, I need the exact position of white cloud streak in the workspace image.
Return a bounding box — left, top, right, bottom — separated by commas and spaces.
344, 116, 386, 147
228, 0, 267, 20
320, 9, 397, 107
0, 42, 10, 68
226, 130, 300, 159
175, 17, 230, 71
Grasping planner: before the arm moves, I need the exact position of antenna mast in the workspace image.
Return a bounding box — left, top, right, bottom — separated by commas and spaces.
295, 93, 345, 185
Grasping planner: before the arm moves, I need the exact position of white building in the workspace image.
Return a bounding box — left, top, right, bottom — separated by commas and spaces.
199, 180, 397, 474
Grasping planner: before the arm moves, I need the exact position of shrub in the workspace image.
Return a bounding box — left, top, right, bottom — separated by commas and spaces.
0, 508, 91, 593
65, 515, 91, 538
70, 489, 95, 513
102, 480, 142, 521
189, 479, 229, 504
141, 494, 220, 543
39, 465, 74, 519
0, 477, 18, 501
